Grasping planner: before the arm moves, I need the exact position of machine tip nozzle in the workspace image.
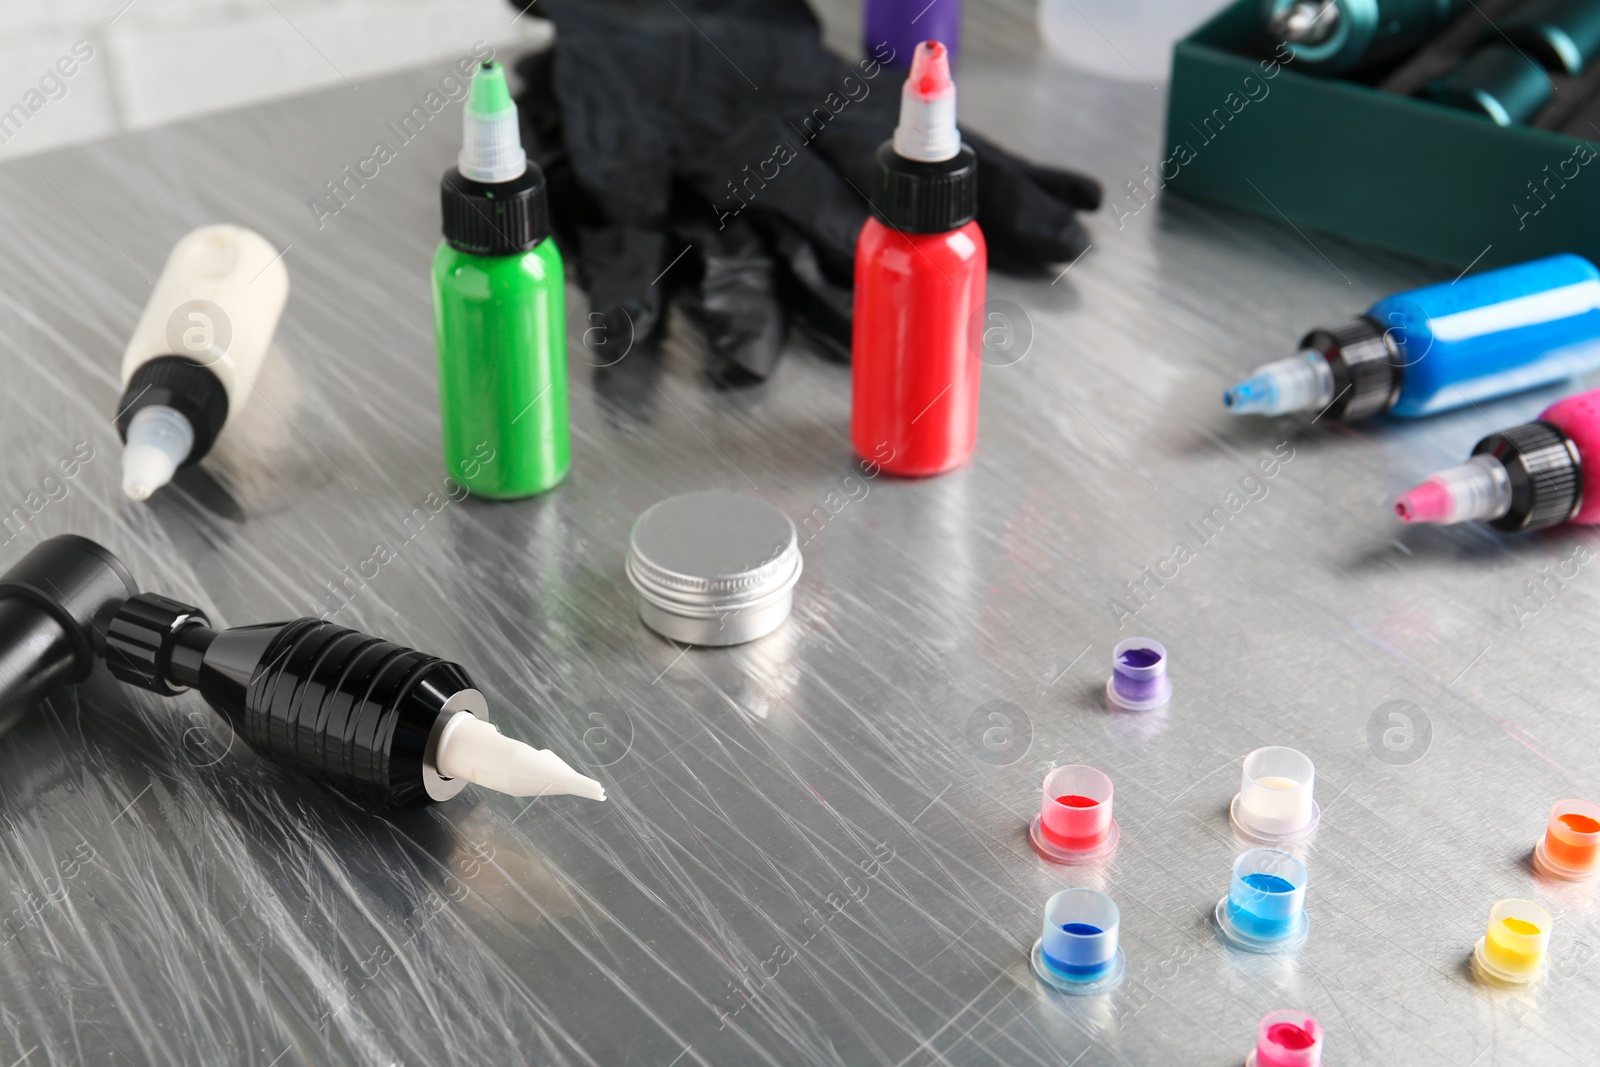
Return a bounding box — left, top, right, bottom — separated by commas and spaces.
435, 713, 606, 802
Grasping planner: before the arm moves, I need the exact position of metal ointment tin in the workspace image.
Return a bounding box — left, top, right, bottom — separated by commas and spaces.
626, 491, 802, 647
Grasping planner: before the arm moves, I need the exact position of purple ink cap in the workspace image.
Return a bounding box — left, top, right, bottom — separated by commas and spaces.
1105, 638, 1171, 711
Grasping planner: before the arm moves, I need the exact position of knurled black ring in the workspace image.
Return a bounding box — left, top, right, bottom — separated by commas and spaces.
105, 592, 210, 695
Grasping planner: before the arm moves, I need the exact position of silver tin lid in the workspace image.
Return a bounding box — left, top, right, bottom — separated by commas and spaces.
626, 490, 802, 647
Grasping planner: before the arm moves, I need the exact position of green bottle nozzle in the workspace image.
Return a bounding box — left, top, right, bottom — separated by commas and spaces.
459, 60, 526, 183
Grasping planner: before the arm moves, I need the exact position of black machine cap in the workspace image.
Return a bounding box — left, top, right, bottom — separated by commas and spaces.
440, 165, 552, 256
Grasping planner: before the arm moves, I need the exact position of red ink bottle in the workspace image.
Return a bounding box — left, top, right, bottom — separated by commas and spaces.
851, 40, 986, 477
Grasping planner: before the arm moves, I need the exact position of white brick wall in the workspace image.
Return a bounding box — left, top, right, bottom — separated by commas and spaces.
0, 0, 548, 160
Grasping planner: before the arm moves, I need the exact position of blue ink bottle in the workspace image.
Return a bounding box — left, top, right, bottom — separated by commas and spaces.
1224, 254, 1600, 421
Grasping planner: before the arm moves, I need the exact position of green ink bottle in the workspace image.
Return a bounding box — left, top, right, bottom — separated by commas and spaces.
432, 61, 568, 498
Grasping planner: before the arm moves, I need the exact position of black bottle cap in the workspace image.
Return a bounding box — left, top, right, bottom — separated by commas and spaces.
1474, 420, 1583, 531
440, 164, 551, 256
115, 356, 230, 465
872, 142, 979, 235
1300, 316, 1403, 421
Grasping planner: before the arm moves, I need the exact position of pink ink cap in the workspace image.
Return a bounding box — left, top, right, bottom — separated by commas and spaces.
1246, 1009, 1323, 1067
1029, 765, 1119, 863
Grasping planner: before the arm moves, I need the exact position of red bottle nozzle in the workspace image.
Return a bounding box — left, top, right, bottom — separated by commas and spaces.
909, 40, 953, 100
893, 40, 960, 162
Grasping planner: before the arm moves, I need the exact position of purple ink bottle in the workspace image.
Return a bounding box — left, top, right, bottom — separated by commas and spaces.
865, 0, 963, 67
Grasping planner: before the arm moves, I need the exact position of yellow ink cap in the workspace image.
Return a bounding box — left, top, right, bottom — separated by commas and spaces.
1473, 898, 1552, 985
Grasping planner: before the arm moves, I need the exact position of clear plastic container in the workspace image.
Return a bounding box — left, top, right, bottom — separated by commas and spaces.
1535, 799, 1600, 881
1247, 1009, 1323, 1067
1031, 888, 1125, 993
1215, 848, 1310, 952
1029, 765, 1118, 862
1106, 637, 1171, 710
1473, 898, 1552, 986
1231, 746, 1319, 843
1037, 0, 1222, 82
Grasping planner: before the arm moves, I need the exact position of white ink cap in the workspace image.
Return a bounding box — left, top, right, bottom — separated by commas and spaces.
1230, 746, 1320, 844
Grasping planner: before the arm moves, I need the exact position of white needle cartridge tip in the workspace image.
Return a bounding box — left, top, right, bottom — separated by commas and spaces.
435, 713, 606, 802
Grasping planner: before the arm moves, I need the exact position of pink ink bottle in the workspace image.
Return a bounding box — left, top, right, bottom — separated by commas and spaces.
1395, 387, 1600, 532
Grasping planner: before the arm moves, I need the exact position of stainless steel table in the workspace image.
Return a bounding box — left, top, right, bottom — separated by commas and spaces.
0, 7, 1594, 1065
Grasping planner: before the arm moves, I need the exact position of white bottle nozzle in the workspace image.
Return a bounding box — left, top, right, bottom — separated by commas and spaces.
121, 405, 195, 500
435, 713, 606, 802
893, 41, 960, 163
1223, 351, 1336, 416
458, 61, 527, 183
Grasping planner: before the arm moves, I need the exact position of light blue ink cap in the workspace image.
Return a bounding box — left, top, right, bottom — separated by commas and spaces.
1030, 888, 1126, 994
1215, 848, 1309, 953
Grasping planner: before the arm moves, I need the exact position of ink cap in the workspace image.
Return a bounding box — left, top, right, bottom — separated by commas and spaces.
1246, 1009, 1323, 1067
1029, 765, 1119, 863
1106, 637, 1171, 710
1215, 848, 1310, 953
1030, 888, 1126, 994
1535, 799, 1600, 881
1473, 898, 1552, 986
1230, 746, 1320, 844
626, 491, 802, 647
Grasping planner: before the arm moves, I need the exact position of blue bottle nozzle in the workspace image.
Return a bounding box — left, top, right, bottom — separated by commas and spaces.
1224, 352, 1335, 416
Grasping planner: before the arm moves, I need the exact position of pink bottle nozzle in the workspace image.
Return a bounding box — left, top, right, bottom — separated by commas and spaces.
1394, 479, 1452, 523
908, 41, 953, 100
1247, 1009, 1322, 1067
1392, 454, 1512, 526
1029, 765, 1118, 862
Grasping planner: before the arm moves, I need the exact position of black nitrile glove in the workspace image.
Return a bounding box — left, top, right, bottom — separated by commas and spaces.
511, 0, 1101, 381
